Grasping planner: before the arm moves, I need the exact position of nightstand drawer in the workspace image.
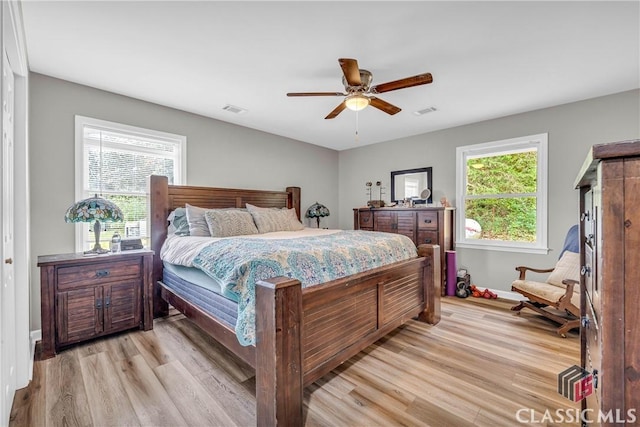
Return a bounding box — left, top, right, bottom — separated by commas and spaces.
417, 231, 438, 245
57, 258, 142, 290
417, 211, 438, 230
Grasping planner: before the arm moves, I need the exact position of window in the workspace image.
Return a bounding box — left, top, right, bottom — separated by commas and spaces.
404, 177, 420, 198
455, 133, 548, 254
74, 116, 186, 252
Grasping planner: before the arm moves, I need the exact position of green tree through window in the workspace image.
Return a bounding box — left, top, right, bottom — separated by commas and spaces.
456, 134, 548, 253
466, 150, 537, 242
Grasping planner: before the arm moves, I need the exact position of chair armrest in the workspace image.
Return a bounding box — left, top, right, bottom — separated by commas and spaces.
562, 278, 578, 292
515, 265, 555, 280
558, 278, 579, 316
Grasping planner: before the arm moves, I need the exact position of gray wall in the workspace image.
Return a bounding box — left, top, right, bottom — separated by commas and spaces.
338, 89, 640, 292
29, 73, 639, 328
29, 73, 339, 330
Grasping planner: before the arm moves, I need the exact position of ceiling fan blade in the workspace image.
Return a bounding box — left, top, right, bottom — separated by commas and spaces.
325, 102, 347, 119
339, 58, 361, 86
287, 92, 345, 97
369, 97, 401, 115
370, 73, 433, 94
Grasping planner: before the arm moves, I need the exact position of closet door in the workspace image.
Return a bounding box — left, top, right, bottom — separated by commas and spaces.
1, 46, 16, 425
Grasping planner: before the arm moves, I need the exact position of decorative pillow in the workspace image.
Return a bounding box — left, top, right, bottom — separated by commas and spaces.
246, 203, 305, 233
167, 207, 190, 236
185, 204, 212, 236
204, 209, 259, 237
547, 251, 580, 288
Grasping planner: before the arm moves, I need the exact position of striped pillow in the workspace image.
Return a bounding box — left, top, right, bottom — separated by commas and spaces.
204, 209, 259, 237
246, 203, 304, 233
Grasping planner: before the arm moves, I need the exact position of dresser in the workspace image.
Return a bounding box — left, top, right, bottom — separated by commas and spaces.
353, 207, 455, 295
38, 249, 154, 359
574, 139, 639, 424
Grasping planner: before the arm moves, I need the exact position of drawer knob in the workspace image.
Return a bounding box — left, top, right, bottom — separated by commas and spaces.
4, 258, 12, 264
96, 269, 110, 278
581, 316, 590, 329
423, 219, 432, 224
362, 217, 370, 223
424, 239, 433, 244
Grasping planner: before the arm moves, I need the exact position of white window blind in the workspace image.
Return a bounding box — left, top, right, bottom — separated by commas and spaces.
74, 116, 186, 252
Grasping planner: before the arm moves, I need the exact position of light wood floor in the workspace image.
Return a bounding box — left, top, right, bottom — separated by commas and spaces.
10, 297, 580, 427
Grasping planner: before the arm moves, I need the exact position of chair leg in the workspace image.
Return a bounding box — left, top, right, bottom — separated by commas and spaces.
556, 319, 580, 338
511, 301, 526, 312
513, 300, 579, 337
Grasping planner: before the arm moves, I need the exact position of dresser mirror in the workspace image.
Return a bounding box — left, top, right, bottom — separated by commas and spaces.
391, 167, 433, 204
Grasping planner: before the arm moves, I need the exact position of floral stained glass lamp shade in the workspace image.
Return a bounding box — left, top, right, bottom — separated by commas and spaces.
64, 195, 124, 254
305, 202, 330, 228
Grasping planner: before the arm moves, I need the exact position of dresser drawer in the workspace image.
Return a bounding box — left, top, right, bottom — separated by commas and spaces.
417, 231, 438, 245
417, 211, 438, 230
359, 210, 374, 229
57, 258, 142, 290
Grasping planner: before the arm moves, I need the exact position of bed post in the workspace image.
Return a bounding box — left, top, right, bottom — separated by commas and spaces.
418, 244, 441, 324
150, 175, 170, 317
286, 186, 301, 221
255, 277, 304, 427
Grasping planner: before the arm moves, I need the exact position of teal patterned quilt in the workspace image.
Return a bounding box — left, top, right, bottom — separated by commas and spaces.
192, 230, 417, 346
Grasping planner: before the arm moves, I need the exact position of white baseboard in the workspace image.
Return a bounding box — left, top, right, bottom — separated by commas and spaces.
491, 289, 526, 301
29, 330, 41, 381
451, 287, 525, 301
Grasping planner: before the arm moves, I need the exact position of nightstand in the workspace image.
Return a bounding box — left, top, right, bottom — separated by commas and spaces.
38, 249, 154, 359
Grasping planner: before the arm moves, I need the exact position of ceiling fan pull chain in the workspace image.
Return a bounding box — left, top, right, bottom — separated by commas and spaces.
355, 110, 359, 142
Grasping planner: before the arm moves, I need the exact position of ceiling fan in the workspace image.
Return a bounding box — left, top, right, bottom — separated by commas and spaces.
287, 58, 433, 120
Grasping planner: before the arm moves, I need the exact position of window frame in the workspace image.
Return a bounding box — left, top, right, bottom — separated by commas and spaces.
73, 115, 187, 252
455, 133, 548, 254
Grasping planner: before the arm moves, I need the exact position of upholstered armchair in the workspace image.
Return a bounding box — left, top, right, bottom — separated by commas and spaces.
510, 226, 581, 337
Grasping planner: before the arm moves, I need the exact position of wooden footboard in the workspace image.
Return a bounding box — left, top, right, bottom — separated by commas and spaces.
149, 175, 441, 426
254, 244, 440, 426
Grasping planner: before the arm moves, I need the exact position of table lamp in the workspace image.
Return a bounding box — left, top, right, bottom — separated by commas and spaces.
305, 202, 330, 228
65, 194, 124, 254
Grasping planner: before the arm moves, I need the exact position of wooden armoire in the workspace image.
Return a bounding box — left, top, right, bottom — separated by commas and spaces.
574, 139, 639, 425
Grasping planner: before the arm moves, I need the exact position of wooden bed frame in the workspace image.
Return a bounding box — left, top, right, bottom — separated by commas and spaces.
149, 175, 441, 426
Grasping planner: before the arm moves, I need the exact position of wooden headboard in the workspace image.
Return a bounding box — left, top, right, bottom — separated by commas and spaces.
148, 174, 301, 316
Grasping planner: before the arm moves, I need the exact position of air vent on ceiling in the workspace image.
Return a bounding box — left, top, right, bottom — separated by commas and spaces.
414, 106, 437, 116
222, 104, 248, 114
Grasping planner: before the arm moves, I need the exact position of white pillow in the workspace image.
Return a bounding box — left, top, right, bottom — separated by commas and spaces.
245, 203, 304, 233
185, 204, 211, 236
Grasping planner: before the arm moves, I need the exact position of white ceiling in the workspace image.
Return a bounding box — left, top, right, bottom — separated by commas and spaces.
20, 1, 640, 151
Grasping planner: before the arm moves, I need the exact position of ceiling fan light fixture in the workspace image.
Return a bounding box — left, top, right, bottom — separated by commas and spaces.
345, 94, 370, 111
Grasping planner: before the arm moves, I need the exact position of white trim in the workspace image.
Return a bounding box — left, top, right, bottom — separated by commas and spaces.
29, 330, 41, 381
492, 289, 526, 301
453, 289, 525, 301
1, 3, 30, 424
455, 133, 548, 254
455, 242, 549, 254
